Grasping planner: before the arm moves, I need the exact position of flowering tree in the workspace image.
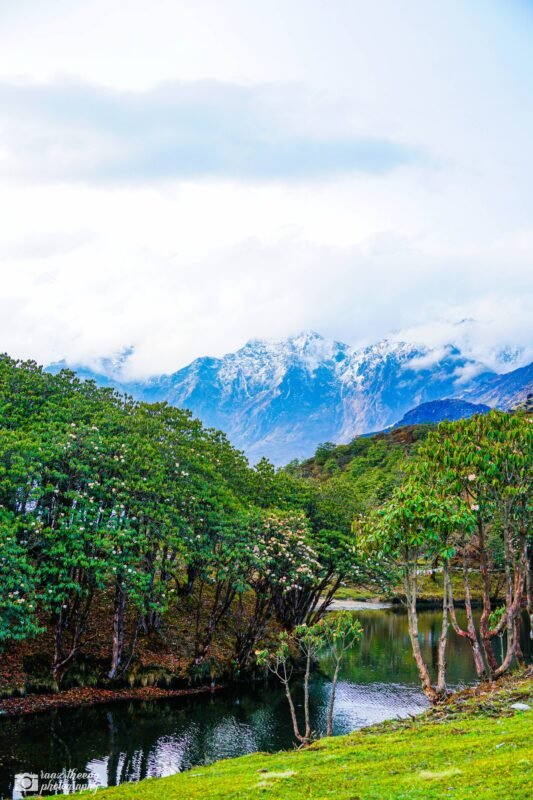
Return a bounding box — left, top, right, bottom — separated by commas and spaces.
0, 509, 41, 648
233, 511, 318, 670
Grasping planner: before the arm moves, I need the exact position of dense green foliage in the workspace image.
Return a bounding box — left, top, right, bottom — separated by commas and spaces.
0, 355, 530, 706
0, 356, 367, 687
285, 427, 427, 533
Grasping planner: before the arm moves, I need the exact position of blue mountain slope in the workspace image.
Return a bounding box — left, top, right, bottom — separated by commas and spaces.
46, 332, 533, 464
393, 398, 491, 428
458, 361, 533, 410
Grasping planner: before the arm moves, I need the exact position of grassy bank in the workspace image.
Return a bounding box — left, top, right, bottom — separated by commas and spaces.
72, 674, 532, 800
335, 569, 505, 605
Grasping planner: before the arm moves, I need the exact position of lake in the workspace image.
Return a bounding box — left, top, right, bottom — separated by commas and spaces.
0, 606, 530, 798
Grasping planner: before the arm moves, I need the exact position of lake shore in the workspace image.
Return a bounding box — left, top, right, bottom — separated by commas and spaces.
0, 594, 518, 719
335, 569, 506, 608
1, 612, 530, 797
0, 683, 226, 718
69, 671, 533, 800
326, 598, 394, 611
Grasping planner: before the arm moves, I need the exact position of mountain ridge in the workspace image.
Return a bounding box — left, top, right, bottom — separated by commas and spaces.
47, 332, 532, 464
392, 398, 491, 429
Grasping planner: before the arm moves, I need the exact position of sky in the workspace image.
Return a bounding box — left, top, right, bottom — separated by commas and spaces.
0, 0, 532, 378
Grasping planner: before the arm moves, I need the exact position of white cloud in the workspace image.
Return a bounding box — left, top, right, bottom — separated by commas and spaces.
392, 302, 533, 373
0, 230, 96, 260
0, 79, 417, 183
1, 216, 530, 377
0, 0, 531, 375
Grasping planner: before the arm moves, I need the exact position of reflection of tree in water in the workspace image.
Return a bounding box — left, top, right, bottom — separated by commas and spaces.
0, 609, 530, 796
101, 688, 304, 784
320, 609, 422, 684
319, 608, 532, 687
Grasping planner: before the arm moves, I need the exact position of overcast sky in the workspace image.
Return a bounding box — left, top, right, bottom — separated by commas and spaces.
1, 0, 532, 377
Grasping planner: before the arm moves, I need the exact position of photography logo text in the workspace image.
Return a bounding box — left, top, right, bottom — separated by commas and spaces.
14, 770, 95, 795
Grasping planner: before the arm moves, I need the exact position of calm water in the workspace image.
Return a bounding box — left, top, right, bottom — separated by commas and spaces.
0, 607, 530, 798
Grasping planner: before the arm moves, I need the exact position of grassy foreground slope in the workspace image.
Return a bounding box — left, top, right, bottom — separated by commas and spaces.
75, 677, 532, 800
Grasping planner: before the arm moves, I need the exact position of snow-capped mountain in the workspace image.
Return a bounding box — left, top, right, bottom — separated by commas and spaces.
48, 331, 533, 464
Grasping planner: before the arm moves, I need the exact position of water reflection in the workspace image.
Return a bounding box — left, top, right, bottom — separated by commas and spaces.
0, 607, 529, 797
320, 606, 486, 687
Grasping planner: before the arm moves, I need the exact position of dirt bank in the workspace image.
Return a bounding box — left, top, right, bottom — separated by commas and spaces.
0, 683, 226, 718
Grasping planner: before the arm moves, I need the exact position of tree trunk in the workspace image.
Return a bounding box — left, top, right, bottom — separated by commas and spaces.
514, 615, 525, 667
492, 505, 524, 679
436, 567, 449, 698
195, 580, 236, 664
109, 582, 126, 680
404, 570, 438, 703
234, 591, 272, 671
447, 566, 486, 677
281, 662, 304, 743
52, 586, 94, 684
326, 660, 340, 737
477, 519, 500, 675
492, 557, 525, 678
303, 650, 312, 742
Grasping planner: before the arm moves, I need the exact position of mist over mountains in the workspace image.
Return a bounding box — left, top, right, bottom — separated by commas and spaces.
49, 332, 533, 464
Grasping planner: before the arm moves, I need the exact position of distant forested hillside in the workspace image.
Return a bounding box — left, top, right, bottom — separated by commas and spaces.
283, 426, 428, 531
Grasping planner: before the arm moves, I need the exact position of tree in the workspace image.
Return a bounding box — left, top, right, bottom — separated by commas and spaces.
257, 623, 325, 744
413, 412, 532, 678
261, 514, 367, 630
0, 509, 41, 647
359, 480, 474, 702
233, 511, 332, 670
319, 612, 363, 735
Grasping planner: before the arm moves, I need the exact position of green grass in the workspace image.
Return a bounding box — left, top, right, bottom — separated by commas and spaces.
332, 585, 388, 601
335, 570, 503, 605
72, 678, 532, 800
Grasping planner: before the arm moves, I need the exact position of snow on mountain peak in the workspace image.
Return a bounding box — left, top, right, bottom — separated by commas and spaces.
285, 330, 348, 369
217, 331, 347, 388
45, 331, 532, 465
